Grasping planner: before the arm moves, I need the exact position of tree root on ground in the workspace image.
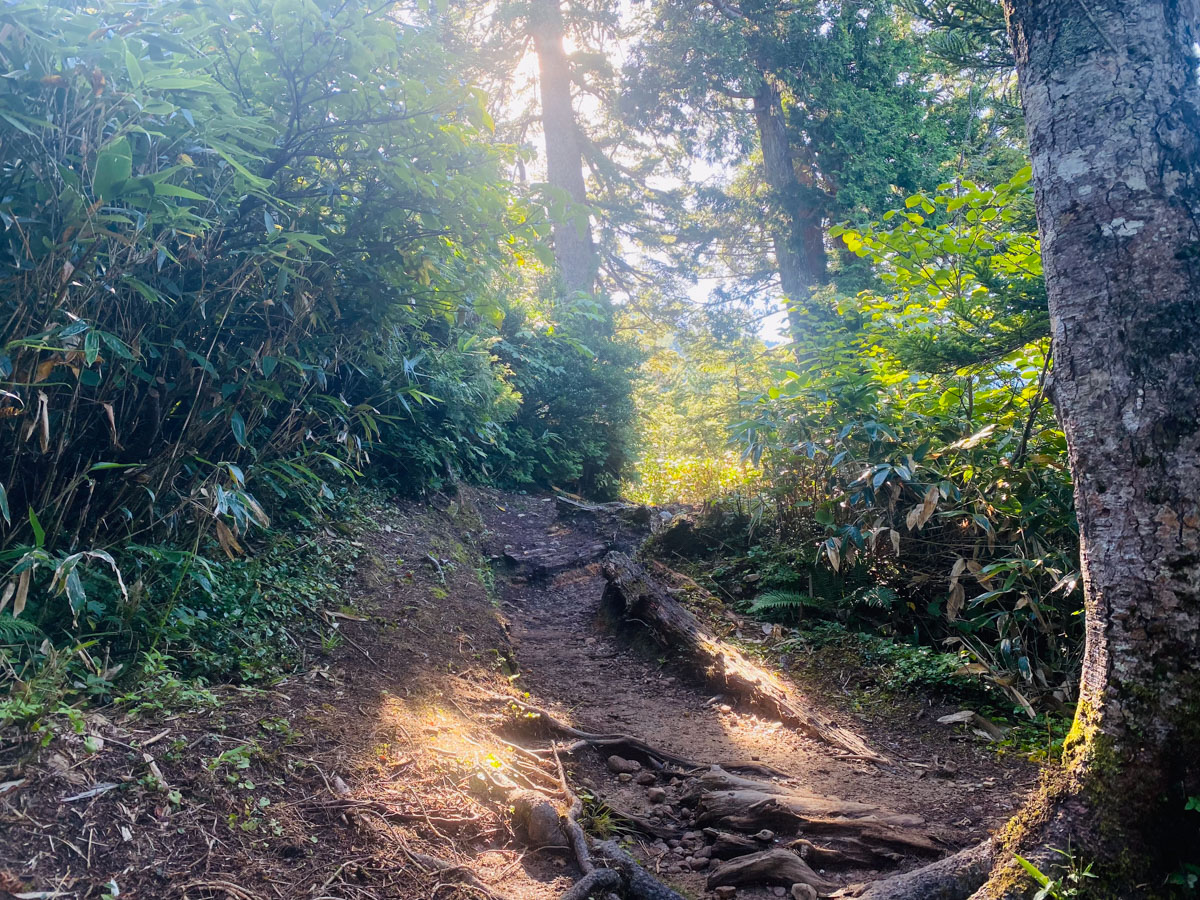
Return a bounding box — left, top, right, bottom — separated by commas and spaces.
836, 840, 994, 900
706, 847, 839, 893
494, 694, 787, 777
600, 552, 890, 765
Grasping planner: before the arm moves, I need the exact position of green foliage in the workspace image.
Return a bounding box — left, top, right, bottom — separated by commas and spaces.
747, 590, 815, 620
623, 302, 767, 505
1014, 849, 1098, 900
783, 621, 975, 696
488, 293, 638, 499
719, 173, 1079, 713
0, 0, 533, 553
0, 0, 636, 712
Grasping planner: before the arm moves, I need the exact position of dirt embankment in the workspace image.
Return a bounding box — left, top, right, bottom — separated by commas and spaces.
0, 489, 1033, 900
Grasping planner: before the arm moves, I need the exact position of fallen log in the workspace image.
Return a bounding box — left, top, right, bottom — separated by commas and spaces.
601, 553, 888, 765
505, 541, 611, 578
706, 848, 839, 894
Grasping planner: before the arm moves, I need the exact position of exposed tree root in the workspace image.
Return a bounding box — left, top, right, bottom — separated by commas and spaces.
839, 840, 994, 900
591, 840, 689, 900
559, 869, 622, 900
401, 845, 518, 900
706, 847, 839, 893
600, 552, 890, 765
495, 694, 787, 777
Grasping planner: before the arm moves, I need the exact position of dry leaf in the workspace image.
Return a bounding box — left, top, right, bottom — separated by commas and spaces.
825, 539, 841, 572
917, 485, 939, 529
13, 570, 30, 617
947, 583, 965, 619
215, 520, 242, 559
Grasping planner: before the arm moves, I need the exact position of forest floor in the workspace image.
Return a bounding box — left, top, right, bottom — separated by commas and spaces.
0, 489, 1035, 900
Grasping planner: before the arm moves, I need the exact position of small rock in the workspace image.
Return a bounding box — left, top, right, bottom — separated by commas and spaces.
754, 829, 775, 842
773, 889, 787, 898
688, 857, 709, 870
791, 885, 818, 900
669, 777, 681, 786
694, 846, 712, 860
718, 704, 733, 713
647, 787, 667, 803
715, 888, 738, 900
668, 839, 681, 849
617, 773, 633, 783
636, 772, 657, 785
606, 755, 641, 775
668, 864, 683, 874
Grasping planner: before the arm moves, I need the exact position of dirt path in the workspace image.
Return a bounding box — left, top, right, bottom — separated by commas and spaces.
0, 488, 1033, 900
478, 490, 1034, 897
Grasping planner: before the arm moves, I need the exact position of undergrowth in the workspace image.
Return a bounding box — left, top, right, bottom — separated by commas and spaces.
0, 484, 373, 735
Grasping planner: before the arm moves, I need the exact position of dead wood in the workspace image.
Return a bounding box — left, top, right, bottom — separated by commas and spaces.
840, 839, 994, 900
600, 553, 889, 765
505, 541, 611, 578
706, 848, 839, 893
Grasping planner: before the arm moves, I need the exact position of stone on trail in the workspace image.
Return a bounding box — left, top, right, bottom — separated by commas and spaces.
606, 754, 641, 774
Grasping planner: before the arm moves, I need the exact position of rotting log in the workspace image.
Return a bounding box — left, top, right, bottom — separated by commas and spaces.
601, 553, 888, 765
706, 848, 838, 894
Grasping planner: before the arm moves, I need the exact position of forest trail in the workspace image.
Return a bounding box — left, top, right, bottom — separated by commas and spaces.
476, 491, 1031, 898
0, 489, 1033, 900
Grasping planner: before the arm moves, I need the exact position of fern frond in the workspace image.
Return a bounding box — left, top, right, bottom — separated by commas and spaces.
0, 614, 45, 645
749, 590, 815, 614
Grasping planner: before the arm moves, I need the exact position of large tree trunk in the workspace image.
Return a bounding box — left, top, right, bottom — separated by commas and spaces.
986, 0, 1200, 889
529, 0, 598, 295
752, 78, 827, 341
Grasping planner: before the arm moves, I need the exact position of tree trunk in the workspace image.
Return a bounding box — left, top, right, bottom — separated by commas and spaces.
752, 78, 827, 341
988, 0, 1200, 888
530, 0, 598, 295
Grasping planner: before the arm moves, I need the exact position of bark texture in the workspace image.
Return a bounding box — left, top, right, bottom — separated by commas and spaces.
752, 78, 827, 340
997, 0, 1200, 883
530, 0, 598, 295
